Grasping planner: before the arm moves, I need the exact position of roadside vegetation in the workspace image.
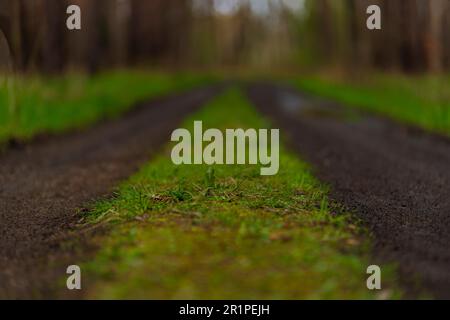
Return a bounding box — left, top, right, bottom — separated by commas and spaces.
0, 71, 214, 145
294, 74, 450, 135
84, 88, 401, 299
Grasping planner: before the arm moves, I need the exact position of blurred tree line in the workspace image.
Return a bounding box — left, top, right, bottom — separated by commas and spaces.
0, 0, 195, 72
0, 0, 448, 74
299, 0, 450, 73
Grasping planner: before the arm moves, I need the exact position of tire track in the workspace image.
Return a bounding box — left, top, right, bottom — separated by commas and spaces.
0, 85, 222, 299
246, 83, 450, 298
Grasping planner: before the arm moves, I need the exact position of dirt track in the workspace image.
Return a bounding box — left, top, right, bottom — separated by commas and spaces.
247, 83, 450, 299
0, 86, 221, 299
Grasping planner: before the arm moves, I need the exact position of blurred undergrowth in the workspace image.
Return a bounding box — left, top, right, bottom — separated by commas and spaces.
0, 71, 216, 145
294, 73, 450, 135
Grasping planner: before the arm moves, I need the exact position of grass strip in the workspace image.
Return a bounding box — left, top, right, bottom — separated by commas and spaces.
84, 88, 401, 299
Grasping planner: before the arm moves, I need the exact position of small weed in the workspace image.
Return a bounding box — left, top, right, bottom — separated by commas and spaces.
167, 185, 192, 202
204, 167, 216, 189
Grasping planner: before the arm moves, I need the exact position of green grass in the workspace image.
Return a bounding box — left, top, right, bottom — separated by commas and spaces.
84, 88, 401, 299
0, 71, 214, 144
294, 74, 450, 135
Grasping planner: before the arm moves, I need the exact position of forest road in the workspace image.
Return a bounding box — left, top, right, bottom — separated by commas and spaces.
0, 85, 223, 299
246, 83, 450, 299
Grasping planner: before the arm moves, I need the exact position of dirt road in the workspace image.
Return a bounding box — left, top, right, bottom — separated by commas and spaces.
0, 86, 222, 299
247, 83, 450, 298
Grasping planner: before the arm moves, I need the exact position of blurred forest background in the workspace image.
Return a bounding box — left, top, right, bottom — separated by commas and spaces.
0, 1, 449, 139
0, 0, 449, 74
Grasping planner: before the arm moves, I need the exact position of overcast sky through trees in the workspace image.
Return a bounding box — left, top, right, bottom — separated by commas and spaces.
211, 0, 304, 15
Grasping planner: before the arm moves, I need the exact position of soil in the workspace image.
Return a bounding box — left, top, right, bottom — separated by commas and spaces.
246, 83, 450, 299
0, 85, 222, 299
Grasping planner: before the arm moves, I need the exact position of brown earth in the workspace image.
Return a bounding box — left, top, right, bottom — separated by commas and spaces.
0, 86, 222, 299
246, 83, 450, 299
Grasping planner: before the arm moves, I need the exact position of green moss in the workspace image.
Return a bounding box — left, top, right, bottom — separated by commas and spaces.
84, 88, 402, 299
